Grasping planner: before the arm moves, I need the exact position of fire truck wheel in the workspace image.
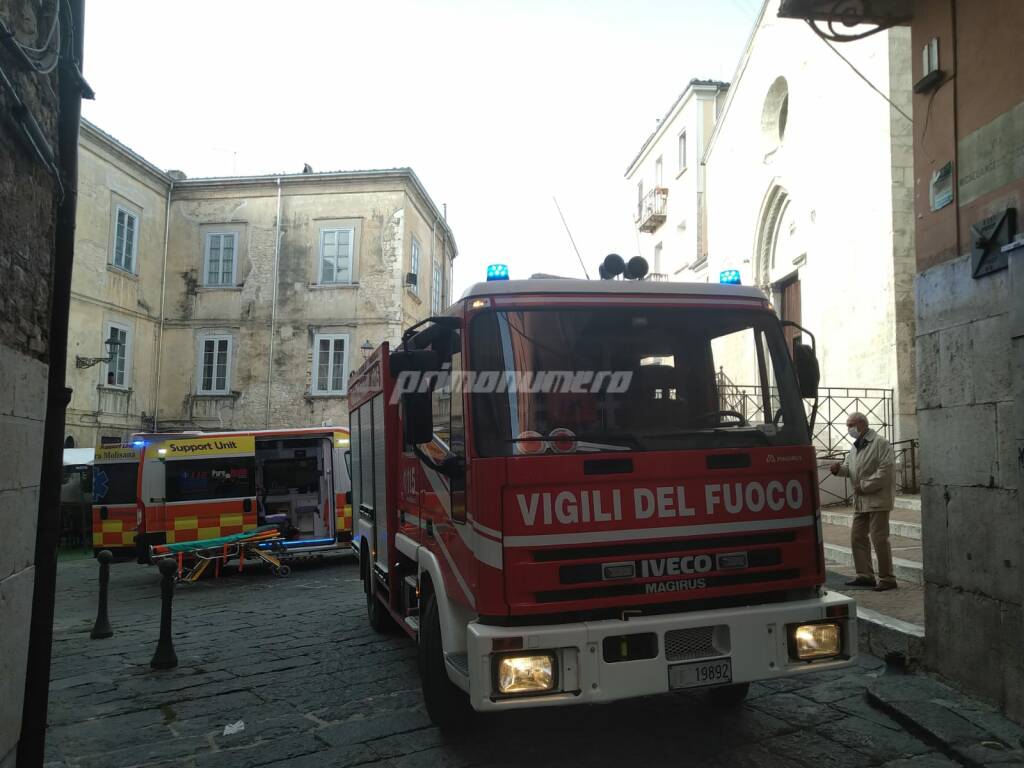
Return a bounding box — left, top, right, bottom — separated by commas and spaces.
277, 564, 291, 577
366, 570, 394, 632
419, 592, 472, 731
707, 682, 750, 707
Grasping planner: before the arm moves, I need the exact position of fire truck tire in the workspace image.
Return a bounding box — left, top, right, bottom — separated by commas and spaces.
365, 566, 394, 632
707, 682, 750, 707
278, 564, 292, 577
419, 592, 472, 731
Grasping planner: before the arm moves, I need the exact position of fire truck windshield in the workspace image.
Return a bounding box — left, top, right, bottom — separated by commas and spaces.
468, 306, 808, 456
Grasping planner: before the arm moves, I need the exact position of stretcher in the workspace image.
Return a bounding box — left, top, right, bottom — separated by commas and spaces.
149, 526, 290, 582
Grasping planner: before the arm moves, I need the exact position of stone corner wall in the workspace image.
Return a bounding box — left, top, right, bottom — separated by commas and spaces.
916, 253, 1022, 720
0, 0, 61, 761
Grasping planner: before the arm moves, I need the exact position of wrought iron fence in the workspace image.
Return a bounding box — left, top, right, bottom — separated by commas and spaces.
714, 373, 895, 455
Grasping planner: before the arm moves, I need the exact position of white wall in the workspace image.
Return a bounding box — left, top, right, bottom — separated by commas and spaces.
703, 3, 913, 437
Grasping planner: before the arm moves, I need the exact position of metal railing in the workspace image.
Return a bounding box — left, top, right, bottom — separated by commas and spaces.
635, 187, 668, 232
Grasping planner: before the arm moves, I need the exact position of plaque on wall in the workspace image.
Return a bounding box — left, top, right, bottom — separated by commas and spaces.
931, 162, 954, 211
971, 208, 1017, 278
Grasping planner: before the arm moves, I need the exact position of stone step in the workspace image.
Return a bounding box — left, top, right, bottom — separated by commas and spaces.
821, 509, 922, 540
894, 494, 921, 513
824, 542, 923, 585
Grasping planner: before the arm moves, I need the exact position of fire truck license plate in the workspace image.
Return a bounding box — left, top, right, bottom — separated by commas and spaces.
668, 659, 733, 689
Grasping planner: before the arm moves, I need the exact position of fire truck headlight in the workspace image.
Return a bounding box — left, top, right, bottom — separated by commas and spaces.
495, 653, 557, 694
791, 622, 842, 660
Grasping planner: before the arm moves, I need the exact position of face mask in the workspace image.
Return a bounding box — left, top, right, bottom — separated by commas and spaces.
848, 427, 860, 439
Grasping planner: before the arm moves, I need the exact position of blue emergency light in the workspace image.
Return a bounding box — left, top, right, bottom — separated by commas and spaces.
487, 264, 509, 281
132, 440, 146, 448
719, 270, 741, 285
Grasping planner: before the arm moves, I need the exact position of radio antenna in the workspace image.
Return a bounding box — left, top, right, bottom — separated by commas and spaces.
553, 196, 590, 279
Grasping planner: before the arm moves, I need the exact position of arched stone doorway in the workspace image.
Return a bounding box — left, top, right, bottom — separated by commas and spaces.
754, 182, 803, 346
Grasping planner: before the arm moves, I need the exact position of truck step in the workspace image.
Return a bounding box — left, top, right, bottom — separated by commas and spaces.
445, 653, 469, 678
405, 616, 420, 633
404, 574, 419, 591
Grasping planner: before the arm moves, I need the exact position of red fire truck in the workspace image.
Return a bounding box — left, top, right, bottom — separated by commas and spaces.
349, 275, 856, 728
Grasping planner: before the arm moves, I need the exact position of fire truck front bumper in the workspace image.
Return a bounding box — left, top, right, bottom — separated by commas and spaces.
463, 590, 856, 711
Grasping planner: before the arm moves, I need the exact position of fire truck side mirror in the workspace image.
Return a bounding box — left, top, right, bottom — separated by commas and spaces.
792, 342, 820, 399
390, 349, 440, 377
403, 392, 434, 445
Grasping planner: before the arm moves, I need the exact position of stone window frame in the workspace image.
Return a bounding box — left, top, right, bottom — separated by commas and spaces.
311, 332, 350, 396
409, 237, 421, 296
196, 333, 233, 395
318, 227, 355, 286
203, 231, 238, 287
104, 321, 132, 389
111, 202, 140, 274
431, 257, 442, 314
677, 129, 688, 175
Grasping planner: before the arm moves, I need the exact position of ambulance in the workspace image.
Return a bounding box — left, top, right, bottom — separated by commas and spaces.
133, 427, 352, 562
91, 444, 142, 557
350, 267, 856, 728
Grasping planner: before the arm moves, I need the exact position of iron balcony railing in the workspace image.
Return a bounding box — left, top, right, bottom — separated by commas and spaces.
636, 187, 668, 233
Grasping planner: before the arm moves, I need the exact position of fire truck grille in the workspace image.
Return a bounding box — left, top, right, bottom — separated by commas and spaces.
664, 626, 729, 662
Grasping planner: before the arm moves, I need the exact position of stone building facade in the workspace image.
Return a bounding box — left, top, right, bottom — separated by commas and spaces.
629, 0, 917, 443
779, 0, 1024, 722
65, 121, 456, 446
0, 1, 62, 764
625, 80, 729, 280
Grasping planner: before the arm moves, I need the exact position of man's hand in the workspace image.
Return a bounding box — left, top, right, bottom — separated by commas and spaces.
829, 462, 841, 475
853, 485, 863, 496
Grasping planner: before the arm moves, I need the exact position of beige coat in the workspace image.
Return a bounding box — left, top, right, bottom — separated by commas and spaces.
837, 429, 895, 512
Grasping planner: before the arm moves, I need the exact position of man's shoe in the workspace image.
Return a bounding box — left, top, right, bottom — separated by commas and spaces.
873, 582, 898, 592
844, 577, 877, 588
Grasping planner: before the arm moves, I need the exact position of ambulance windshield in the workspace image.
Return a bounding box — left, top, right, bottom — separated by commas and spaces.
468, 306, 808, 456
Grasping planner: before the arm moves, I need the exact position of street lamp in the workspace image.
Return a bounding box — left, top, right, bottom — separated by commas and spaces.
360, 340, 374, 360
76, 334, 123, 369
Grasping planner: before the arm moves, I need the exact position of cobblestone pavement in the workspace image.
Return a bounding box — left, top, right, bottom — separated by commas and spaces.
45, 556, 958, 768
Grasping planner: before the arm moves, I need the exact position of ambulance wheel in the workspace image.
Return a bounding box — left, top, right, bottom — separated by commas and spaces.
708, 682, 750, 707
419, 591, 472, 731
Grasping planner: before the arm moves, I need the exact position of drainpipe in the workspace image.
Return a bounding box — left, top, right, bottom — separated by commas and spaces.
265, 177, 282, 428
18, 0, 85, 763
152, 180, 173, 431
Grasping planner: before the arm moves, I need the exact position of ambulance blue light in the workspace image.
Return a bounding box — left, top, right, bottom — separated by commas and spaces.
487, 264, 509, 281
719, 270, 741, 285
132, 440, 146, 448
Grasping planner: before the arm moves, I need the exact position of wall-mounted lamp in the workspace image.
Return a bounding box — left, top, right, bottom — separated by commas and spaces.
76, 334, 124, 369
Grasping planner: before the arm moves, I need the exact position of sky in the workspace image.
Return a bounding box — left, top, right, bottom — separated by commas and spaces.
81, 0, 761, 295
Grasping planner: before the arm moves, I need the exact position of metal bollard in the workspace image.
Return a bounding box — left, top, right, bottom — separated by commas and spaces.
90, 549, 114, 639
150, 558, 179, 669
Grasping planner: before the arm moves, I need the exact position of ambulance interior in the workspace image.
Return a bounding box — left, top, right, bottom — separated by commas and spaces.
255, 437, 334, 541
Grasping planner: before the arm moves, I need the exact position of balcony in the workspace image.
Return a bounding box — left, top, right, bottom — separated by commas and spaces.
645, 272, 669, 282
635, 187, 668, 233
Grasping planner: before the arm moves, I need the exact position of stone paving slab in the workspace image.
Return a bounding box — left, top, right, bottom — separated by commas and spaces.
867, 675, 1024, 767
44, 555, 964, 767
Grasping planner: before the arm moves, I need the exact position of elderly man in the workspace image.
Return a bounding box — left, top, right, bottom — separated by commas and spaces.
829, 413, 897, 591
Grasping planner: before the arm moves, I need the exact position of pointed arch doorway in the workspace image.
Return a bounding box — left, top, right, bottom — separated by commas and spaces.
754, 182, 803, 351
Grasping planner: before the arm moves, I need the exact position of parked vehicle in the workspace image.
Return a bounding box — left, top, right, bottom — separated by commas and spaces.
350, 273, 855, 727
91, 444, 141, 558
134, 427, 351, 563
